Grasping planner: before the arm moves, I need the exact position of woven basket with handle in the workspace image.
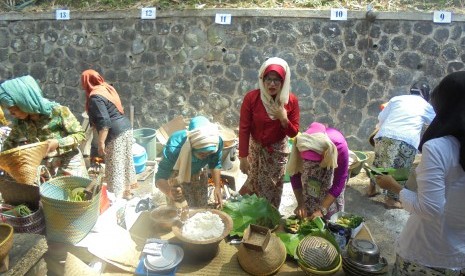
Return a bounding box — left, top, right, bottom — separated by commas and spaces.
40, 176, 101, 244
0, 141, 48, 185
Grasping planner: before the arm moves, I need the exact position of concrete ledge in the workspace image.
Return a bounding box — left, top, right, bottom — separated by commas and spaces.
1, 8, 465, 22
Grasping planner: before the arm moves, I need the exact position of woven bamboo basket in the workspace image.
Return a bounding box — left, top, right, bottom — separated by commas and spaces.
0, 224, 14, 264
296, 236, 342, 276
0, 141, 48, 185
40, 176, 101, 244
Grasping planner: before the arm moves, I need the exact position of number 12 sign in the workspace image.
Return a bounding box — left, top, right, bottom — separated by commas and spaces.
141, 8, 156, 19
331, 8, 347, 21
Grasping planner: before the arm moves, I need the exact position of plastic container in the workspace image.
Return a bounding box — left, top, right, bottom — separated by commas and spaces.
133, 128, 157, 161
133, 143, 147, 174
335, 229, 346, 251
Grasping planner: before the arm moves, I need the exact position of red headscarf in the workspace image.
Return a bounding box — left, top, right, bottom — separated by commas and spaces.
81, 69, 124, 114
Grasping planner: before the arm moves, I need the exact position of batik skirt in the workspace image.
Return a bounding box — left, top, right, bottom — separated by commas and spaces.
372, 137, 416, 200
240, 138, 289, 208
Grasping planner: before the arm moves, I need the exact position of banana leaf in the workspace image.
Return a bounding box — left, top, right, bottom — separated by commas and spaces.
365, 165, 409, 181
222, 194, 282, 237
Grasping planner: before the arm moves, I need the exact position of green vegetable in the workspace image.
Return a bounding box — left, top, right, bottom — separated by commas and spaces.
222, 194, 282, 237
336, 214, 364, 229
3, 204, 32, 217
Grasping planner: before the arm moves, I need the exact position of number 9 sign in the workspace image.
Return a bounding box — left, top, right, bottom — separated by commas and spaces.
433, 11, 452, 24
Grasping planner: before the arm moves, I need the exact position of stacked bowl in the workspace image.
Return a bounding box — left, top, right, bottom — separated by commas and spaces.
342, 239, 388, 275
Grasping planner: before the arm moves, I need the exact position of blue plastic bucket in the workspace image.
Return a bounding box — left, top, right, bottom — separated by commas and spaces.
133, 143, 147, 174
133, 128, 157, 161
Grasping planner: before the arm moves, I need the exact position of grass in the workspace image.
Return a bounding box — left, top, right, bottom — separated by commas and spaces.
1, 0, 465, 13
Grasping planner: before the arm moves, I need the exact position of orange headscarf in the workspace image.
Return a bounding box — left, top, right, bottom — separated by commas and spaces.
81, 69, 124, 114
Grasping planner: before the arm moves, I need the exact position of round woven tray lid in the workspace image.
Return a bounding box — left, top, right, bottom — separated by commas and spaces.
237, 233, 286, 276
297, 236, 339, 270
0, 142, 48, 185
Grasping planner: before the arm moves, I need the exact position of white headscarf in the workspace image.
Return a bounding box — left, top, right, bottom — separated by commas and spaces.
258, 57, 291, 119
173, 123, 220, 183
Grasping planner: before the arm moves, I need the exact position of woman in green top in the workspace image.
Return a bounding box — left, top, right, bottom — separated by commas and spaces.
0, 75, 88, 178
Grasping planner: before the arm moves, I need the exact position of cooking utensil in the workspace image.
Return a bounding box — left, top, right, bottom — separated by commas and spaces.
347, 239, 380, 266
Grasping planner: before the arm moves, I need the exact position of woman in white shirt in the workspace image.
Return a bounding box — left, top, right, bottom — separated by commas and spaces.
369, 81, 436, 208
377, 71, 465, 275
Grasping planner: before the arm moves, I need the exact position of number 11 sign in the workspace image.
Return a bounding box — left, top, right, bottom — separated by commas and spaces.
215, 14, 232, 25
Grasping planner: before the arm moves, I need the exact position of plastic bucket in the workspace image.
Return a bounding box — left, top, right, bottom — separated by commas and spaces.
133, 143, 147, 174
133, 128, 157, 161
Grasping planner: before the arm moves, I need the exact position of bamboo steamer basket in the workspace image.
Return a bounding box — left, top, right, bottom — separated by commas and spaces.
297, 236, 340, 272
0, 141, 48, 185
237, 232, 286, 276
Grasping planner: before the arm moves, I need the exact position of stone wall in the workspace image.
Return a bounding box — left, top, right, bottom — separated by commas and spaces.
1, 9, 465, 150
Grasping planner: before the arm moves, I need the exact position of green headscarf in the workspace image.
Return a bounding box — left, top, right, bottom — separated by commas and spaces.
0, 75, 57, 115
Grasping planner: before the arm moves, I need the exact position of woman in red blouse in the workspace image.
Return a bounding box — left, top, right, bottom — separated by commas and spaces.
238, 57, 300, 208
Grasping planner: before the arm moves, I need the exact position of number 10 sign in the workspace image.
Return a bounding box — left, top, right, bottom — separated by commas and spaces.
331, 8, 347, 21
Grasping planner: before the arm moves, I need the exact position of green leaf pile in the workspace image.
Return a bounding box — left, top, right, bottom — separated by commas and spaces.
222, 194, 282, 237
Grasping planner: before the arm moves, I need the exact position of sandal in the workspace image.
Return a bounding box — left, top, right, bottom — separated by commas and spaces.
384, 197, 402, 209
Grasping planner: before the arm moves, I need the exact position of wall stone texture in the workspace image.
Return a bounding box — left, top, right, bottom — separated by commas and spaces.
1, 10, 464, 150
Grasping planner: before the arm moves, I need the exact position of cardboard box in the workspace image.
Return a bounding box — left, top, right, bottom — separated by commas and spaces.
155, 116, 187, 146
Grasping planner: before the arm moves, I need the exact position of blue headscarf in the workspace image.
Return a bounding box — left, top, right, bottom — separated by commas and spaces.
0, 75, 57, 115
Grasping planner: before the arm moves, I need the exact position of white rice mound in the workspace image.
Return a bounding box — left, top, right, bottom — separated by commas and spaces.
181, 211, 225, 241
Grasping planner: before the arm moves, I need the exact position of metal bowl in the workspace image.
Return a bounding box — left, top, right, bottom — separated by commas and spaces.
347, 239, 380, 266
150, 205, 179, 232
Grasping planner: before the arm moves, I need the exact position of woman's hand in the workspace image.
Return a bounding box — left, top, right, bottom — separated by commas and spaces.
214, 187, 223, 209
239, 157, 250, 175
98, 142, 106, 156
269, 103, 288, 127
376, 175, 402, 195
169, 185, 184, 202
309, 209, 324, 220
46, 139, 59, 153
294, 204, 307, 219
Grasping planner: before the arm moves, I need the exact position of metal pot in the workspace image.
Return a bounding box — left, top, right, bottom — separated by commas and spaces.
347, 239, 380, 266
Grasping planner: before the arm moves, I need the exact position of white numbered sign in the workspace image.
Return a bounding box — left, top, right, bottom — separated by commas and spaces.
330, 8, 347, 21
215, 14, 232, 25
141, 8, 156, 19
56, 9, 70, 20
433, 11, 452, 24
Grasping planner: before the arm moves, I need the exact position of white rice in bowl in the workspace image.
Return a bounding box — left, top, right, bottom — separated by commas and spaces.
182, 211, 225, 241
